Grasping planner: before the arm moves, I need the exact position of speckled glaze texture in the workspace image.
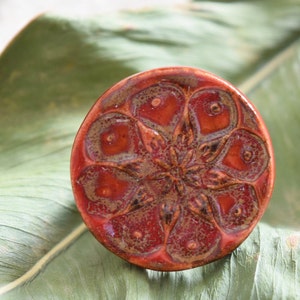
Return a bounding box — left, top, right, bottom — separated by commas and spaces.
71, 67, 275, 271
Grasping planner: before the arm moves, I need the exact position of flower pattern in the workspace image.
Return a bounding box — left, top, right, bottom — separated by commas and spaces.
73, 76, 272, 270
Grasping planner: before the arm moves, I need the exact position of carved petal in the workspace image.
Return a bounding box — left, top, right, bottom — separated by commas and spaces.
188, 88, 238, 140
130, 83, 185, 137
217, 129, 269, 182
85, 112, 142, 162
103, 204, 165, 255
166, 208, 221, 263
77, 165, 137, 217
209, 184, 259, 233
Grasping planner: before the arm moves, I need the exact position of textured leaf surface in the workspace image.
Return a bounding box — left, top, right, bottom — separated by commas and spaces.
0, 0, 300, 298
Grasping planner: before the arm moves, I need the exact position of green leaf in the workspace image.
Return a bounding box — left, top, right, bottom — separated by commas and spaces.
0, 0, 300, 298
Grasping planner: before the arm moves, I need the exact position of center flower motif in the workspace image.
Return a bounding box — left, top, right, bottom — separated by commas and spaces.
150, 145, 202, 196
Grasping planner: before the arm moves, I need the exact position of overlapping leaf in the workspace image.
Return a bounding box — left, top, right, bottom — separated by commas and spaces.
0, 0, 300, 298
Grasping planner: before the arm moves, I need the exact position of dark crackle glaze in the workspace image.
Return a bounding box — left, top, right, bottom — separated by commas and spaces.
71, 67, 275, 271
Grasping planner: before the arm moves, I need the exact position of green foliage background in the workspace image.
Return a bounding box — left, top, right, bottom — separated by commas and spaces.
0, 1, 300, 299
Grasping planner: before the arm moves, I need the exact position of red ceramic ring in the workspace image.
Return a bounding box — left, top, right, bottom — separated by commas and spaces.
71, 67, 275, 271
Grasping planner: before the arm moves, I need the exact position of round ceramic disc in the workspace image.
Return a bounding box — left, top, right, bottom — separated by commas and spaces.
70, 67, 275, 271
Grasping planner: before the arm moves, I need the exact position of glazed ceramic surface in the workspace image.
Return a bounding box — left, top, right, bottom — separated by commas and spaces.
71, 67, 275, 271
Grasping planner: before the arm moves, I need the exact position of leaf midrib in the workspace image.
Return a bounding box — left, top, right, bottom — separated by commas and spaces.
0, 223, 87, 295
